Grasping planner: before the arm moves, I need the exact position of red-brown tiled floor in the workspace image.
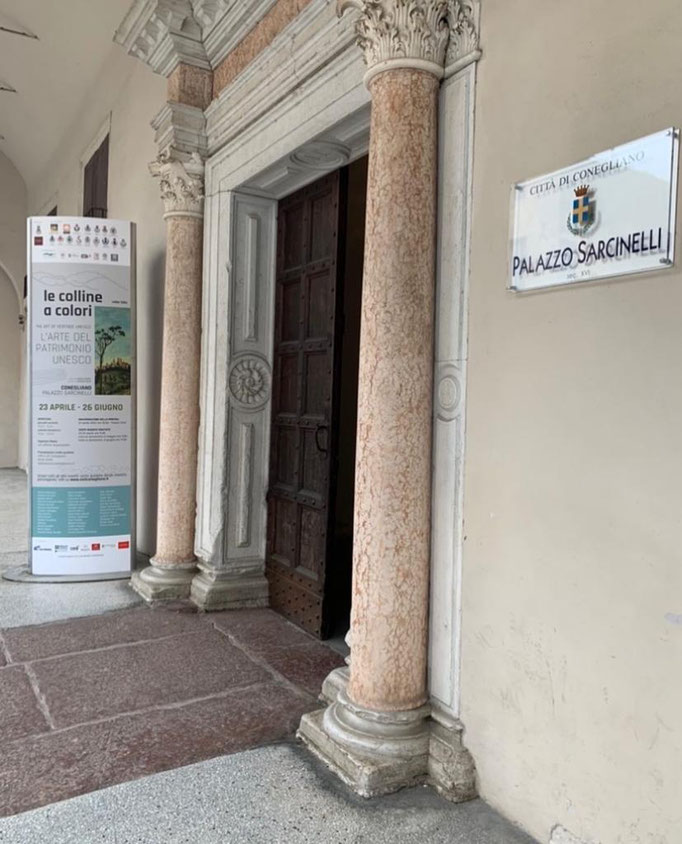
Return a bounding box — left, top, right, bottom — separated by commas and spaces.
0, 607, 344, 817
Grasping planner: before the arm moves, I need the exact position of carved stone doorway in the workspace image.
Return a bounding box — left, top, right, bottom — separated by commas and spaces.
266, 157, 367, 638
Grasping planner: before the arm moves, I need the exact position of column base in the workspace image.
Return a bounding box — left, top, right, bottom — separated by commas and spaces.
320, 666, 350, 705
131, 563, 196, 602
298, 689, 431, 798
428, 707, 477, 802
190, 565, 269, 611
300, 673, 477, 802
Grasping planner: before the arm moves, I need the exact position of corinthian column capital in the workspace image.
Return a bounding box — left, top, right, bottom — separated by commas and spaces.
339, 0, 480, 83
149, 151, 205, 219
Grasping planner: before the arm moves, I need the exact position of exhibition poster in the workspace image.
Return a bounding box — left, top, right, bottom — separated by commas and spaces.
28, 217, 135, 576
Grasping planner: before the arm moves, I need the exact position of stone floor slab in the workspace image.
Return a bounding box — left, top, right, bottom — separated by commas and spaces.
210, 609, 345, 695
0, 665, 50, 743
211, 607, 322, 650
3, 606, 205, 663
30, 629, 271, 728
264, 643, 346, 696
0, 744, 538, 843
0, 684, 312, 818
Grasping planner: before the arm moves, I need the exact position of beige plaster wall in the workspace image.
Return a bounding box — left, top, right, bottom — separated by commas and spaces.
0, 152, 27, 468
0, 151, 27, 301
461, 2, 682, 842
27, 46, 167, 557
0, 269, 20, 468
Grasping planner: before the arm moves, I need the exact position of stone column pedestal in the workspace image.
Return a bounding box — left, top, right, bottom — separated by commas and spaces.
190, 564, 269, 610
132, 153, 205, 602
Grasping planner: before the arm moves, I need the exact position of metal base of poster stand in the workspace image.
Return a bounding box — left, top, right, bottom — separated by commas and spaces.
2, 565, 131, 584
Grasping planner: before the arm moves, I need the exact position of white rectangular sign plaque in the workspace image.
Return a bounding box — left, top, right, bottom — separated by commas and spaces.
28, 216, 136, 576
510, 128, 679, 291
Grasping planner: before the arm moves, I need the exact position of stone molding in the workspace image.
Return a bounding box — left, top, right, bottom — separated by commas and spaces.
435, 362, 462, 422
338, 0, 480, 82
192, 0, 230, 30
428, 706, 477, 801
206, 0, 358, 157
114, 0, 211, 76
152, 101, 208, 160
114, 0, 280, 77
429, 64, 476, 717
290, 141, 351, 171
149, 151, 205, 218
193, 191, 277, 578
208, 0, 281, 87
115, 0, 479, 88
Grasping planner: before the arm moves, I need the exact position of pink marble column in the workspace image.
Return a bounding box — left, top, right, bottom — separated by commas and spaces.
298, 0, 456, 797
154, 215, 203, 563
348, 67, 439, 713
132, 153, 205, 601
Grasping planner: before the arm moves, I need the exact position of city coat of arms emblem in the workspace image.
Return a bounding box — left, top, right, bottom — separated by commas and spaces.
567, 185, 596, 235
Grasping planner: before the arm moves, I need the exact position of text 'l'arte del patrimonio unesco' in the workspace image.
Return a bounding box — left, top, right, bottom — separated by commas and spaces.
509, 128, 679, 291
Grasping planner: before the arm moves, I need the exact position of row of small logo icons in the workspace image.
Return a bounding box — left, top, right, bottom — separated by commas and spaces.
36, 223, 119, 235
39, 251, 120, 262
33, 541, 130, 552
35, 235, 127, 247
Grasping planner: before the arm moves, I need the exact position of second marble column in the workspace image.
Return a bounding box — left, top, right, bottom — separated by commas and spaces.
132, 153, 205, 601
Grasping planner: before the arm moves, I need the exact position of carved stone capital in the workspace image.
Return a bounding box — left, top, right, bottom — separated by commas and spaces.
338, 0, 480, 83
114, 0, 211, 76
149, 151, 205, 219
444, 0, 481, 76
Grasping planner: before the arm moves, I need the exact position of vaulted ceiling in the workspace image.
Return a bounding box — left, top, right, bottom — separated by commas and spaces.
0, 0, 132, 185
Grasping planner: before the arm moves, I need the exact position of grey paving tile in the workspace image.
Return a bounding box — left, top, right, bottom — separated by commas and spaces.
0, 744, 538, 843
0, 580, 142, 629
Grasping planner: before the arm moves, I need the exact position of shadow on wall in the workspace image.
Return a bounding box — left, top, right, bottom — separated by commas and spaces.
136, 247, 165, 559
0, 267, 20, 468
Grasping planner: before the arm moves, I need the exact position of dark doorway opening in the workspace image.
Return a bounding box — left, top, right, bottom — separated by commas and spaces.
266, 156, 367, 639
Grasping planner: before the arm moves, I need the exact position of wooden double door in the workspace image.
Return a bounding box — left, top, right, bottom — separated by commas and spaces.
266, 162, 366, 638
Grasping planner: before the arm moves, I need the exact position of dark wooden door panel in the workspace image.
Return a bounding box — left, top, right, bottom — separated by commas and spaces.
266, 171, 343, 637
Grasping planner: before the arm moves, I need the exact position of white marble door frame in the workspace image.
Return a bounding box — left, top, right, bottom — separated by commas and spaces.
194, 0, 477, 718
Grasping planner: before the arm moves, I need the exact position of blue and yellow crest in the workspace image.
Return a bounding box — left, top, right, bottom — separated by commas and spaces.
567, 185, 595, 235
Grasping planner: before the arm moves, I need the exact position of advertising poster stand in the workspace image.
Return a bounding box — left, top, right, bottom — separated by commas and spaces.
19, 216, 136, 581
